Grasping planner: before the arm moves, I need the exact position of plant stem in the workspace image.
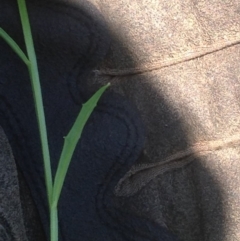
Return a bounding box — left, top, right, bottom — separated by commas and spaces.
50, 206, 58, 241
11, 2, 109, 241
17, 0, 53, 206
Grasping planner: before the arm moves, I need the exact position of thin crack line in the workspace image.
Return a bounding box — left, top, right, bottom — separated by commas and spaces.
96, 38, 240, 76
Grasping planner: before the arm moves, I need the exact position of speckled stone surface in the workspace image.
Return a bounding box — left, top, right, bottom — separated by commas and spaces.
0, 0, 240, 241
0, 126, 28, 241
90, 0, 240, 240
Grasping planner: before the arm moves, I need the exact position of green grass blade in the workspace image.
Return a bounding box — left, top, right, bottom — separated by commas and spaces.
17, 0, 53, 206
52, 83, 110, 207
2, 2, 109, 241
0, 28, 30, 66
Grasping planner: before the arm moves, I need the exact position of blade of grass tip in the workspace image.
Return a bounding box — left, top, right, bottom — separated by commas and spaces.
52, 83, 110, 207
17, 0, 53, 205
0, 28, 30, 66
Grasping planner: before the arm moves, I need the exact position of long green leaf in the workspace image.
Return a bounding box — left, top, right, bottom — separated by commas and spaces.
52, 83, 110, 208
17, 0, 53, 206
0, 27, 30, 66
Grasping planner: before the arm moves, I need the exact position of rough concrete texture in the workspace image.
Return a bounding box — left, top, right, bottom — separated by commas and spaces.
89, 0, 240, 240
1, 0, 240, 240
0, 126, 28, 241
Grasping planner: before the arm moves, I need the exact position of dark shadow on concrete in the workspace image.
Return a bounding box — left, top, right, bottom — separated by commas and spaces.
0, 0, 225, 241
90, 13, 225, 241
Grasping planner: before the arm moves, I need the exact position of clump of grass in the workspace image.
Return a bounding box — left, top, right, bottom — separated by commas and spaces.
0, 0, 109, 240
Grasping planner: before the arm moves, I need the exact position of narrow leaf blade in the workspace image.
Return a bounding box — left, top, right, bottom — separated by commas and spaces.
52, 83, 110, 206
0, 27, 30, 66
